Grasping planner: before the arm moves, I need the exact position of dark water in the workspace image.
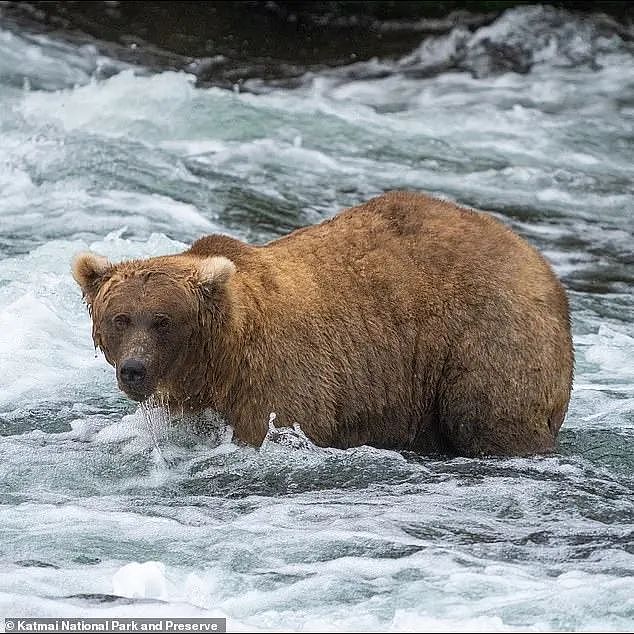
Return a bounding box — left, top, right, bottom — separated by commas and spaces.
0, 4, 633, 630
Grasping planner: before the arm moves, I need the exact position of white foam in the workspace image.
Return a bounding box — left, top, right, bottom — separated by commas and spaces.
0, 28, 126, 91
112, 562, 168, 601
20, 70, 197, 135
581, 325, 634, 376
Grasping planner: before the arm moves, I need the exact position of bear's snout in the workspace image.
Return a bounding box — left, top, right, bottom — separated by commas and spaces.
118, 357, 151, 400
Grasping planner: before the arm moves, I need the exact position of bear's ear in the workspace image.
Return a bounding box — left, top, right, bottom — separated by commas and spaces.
196, 256, 236, 296
71, 252, 113, 302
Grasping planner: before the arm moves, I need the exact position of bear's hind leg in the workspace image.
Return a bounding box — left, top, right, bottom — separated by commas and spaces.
436, 375, 557, 457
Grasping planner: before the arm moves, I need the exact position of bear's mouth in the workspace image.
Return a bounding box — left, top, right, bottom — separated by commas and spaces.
116, 374, 157, 403
118, 382, 156, 403
123, 388, 154, 403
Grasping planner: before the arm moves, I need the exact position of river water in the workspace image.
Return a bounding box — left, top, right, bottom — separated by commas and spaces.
0, 5, 633, 631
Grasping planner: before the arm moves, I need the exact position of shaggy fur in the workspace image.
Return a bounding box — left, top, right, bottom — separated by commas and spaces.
72, 191, 574, 456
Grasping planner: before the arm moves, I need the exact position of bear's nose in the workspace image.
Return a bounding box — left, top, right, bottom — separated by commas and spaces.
119, 358, 147, 386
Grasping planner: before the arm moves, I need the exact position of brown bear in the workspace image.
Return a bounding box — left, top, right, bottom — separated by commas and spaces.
72, 191, 573, 456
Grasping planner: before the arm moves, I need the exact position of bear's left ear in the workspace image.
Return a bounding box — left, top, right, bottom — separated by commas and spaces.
196, 256, 236, 296
71, 251, 113, 303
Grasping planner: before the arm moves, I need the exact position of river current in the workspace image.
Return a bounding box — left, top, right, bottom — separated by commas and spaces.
0, 5, 632, 631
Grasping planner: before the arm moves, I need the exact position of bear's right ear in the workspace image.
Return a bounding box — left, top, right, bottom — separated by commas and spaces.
71, 252, 113, 303
196, 255, 236, 298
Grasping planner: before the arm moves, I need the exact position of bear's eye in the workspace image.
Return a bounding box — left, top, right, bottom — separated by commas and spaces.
153, 315, 172, 331
112, 314, 130, 330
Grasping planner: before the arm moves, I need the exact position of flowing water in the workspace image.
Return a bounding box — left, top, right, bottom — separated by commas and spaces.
0, 5, 633, 631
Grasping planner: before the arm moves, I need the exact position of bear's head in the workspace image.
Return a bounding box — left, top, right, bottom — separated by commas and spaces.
71, 252, 236, 403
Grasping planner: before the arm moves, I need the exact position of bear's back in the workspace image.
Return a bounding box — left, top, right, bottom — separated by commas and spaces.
264, 191, 565, 321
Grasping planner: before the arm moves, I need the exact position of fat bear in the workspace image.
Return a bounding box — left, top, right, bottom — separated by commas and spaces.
72, 191, 573, 456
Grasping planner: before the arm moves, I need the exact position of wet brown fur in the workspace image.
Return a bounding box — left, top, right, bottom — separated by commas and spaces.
73, 192, 574, 456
